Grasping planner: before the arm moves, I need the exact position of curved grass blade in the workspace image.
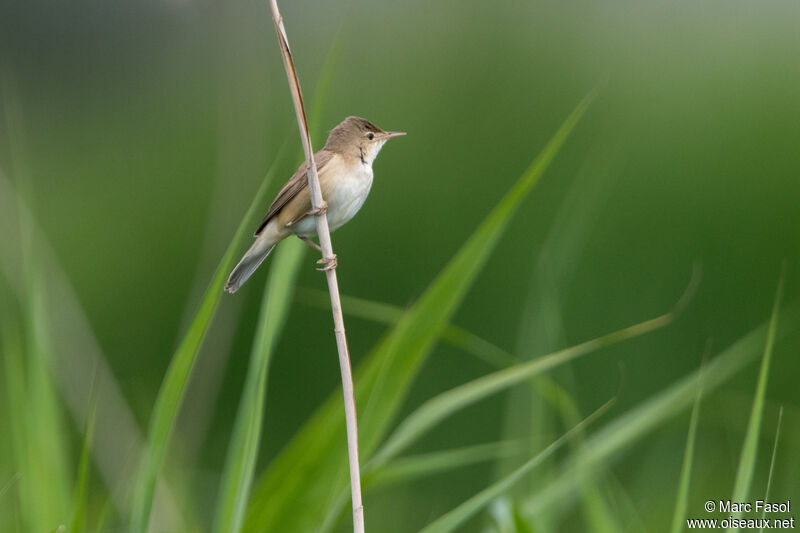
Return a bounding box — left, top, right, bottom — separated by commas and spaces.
367, 440, 527, 491
369, 297, 683, 470
760, 407, 783, 530
212, 34, 343, 533
2, 299, 70, 532
243, 92, 597, 533
729, 267, 785, 528
524, 302, 797, 518
418, 399, 613, 533
669, 349, 709, 533
2, 76, 72, 530
128, 150, 286, 533
298, 289, 517, 369
1, 231, 71, 532
211, 239, 305, 533
318, 440, 532, 532
0, 308, 32, 533
300, 288, 592, 428
512, 506, 535, 533
300, 288, 601, 494
69, 393, 97, 533
0, 171, 185, 525
500, 146, 646, 533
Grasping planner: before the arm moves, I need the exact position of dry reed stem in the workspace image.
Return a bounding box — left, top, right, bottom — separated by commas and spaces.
267, 2, 365, 532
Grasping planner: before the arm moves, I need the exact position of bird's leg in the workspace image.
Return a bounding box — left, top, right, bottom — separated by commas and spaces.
305, 200, 328, 217
297, 235, 322, 252
316, 254, 338, 271
297, 235, 336, 270
298, 201, 334, 270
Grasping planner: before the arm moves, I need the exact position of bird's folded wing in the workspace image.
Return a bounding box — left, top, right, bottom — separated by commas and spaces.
254, 150, 334, 236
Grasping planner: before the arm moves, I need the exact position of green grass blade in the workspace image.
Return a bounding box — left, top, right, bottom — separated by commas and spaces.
23, 271, 72, 533
486, 498, 515, 533
500, 147, 625, 533
0, 183, 71, 532
512, 505, 535, 533
128, 152, 285, 533
212, 34, 341, 531
300, 289, 592, 426
418, 400, 613, 533
300, 290, 593, 446
760, 407, 783, 529
367, 440, 527, 490
579, 484, 617, 533
91, 496, 114, 533
208, 36, 343, 533
212, 239, 305, 533
243, 92, 596, 533
298, 289, 517, 368
524, 303, 797, 517
669, 350, 708, 533
729, 268, 785, 526
1, 309, 31, 533
0, 172, 186, 524
1, 298, 68, 533
369, 307, 676, 469
318, 440, 535, 533
69, 393, 97, 533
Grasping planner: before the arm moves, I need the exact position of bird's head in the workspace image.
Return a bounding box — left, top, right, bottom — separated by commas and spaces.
324, 116, 405, 166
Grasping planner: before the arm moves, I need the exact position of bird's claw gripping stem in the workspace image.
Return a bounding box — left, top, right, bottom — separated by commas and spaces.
307, 200, 328, 217
316, 254, 338, 271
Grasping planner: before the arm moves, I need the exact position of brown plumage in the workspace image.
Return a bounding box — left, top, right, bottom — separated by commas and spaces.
254, 151, 335, 235
225, 116, 405, 293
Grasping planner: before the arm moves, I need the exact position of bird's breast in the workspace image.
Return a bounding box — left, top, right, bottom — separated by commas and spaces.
324, 163, 374, 232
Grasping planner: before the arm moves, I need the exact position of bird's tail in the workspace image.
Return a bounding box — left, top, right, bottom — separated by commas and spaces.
224, 236, 276, 293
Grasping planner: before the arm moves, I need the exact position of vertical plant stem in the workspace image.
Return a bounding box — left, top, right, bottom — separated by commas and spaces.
267, 2, 364, 532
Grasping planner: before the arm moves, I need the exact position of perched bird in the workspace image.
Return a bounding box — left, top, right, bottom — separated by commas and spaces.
224, 116, 405, 293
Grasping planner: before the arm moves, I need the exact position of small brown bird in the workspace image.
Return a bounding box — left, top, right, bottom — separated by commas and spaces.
224, 116, 405, 293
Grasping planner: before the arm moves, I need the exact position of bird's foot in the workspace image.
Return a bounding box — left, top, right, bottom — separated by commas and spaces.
306, 201, 328, 217
298, 235, 322, 252
316, 254, 338, 271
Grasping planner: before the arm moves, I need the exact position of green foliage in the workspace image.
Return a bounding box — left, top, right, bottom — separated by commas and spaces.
366, 441, 526, 490
1, 2, 799, 532
128, 153, 286, 533
299, 289, 517, 369
670, 354, 706, 533
760, 407, 784, 525
212, 29, 342, 533
369, 304, 675, 470
69, 394, 96, 533
729, 268, 785, 525
0, 189, 71, 532
418, 401, 612, 533
212, 239, 305, 533
525, 304, 798, 516
243, 93, 594, 533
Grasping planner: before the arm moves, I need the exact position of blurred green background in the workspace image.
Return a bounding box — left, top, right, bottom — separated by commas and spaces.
1, 0, 799, 531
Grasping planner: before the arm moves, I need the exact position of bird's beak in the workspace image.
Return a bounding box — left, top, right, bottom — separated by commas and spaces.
383, 131, 406, 139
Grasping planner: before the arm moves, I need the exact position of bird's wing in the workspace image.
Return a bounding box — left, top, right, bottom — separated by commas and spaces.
254, 150, 335, 236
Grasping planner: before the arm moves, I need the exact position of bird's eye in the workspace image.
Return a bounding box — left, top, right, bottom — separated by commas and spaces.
367, 133, 374, 140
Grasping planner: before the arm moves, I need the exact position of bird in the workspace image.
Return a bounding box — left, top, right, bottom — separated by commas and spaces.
224, 116, 405, 293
